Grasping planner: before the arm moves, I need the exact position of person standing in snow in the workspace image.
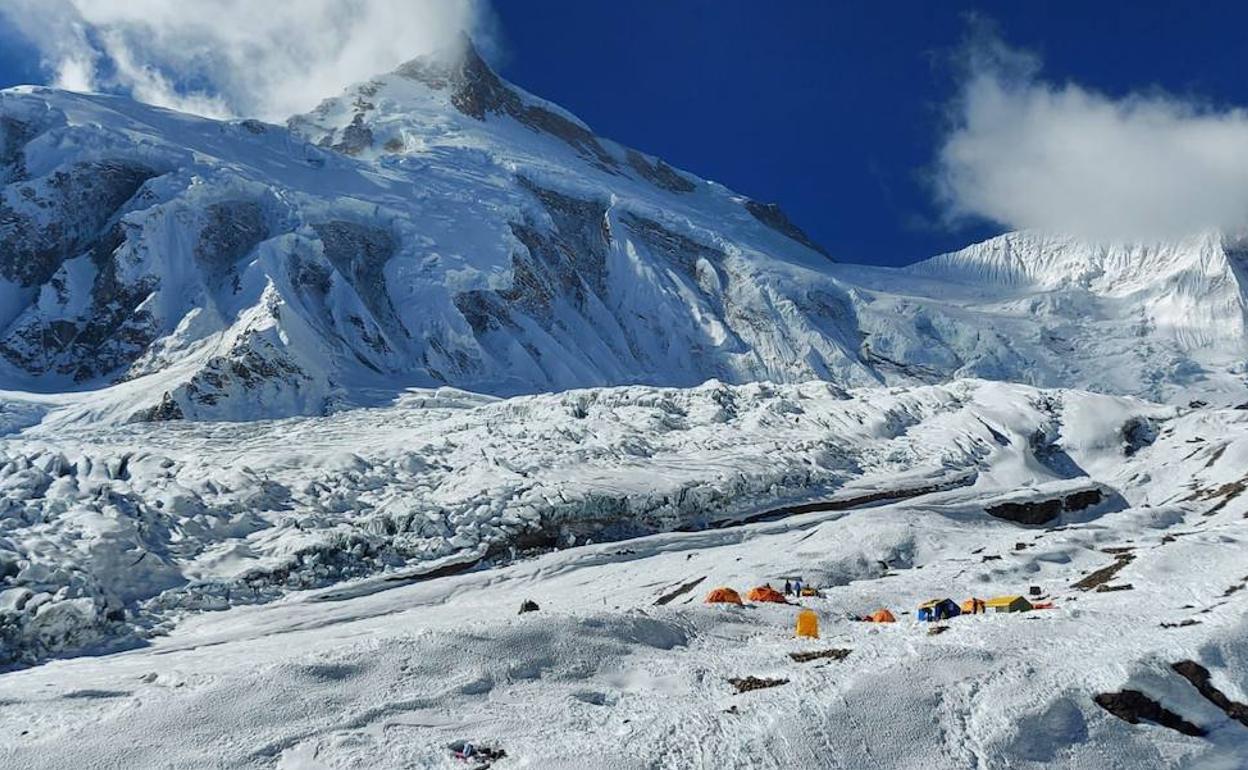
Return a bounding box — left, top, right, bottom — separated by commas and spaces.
784, 580, 793, 596
794, 578, 803, 597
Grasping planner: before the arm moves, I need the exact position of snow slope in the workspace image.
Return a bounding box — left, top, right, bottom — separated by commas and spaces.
0, 382, 1246, 768
0, 377, 1161, 667
0, 39, 874, 424
835, 229, 1248, 404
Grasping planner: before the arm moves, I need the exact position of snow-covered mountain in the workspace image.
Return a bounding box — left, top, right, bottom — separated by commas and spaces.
4, 37, 1248, 769
0, 38, 871, 425
847, 229, 1248, 403
1, 38, 1245, 426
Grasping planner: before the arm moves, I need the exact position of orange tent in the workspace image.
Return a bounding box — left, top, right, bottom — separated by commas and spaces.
796, 609, 820, 638
961, 598, 987, 615
704, 587, 743, 605
866, 608, 896, 623
746, 585, 788, 603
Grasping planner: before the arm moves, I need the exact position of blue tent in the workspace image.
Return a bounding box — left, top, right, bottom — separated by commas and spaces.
917, 598, 961, 622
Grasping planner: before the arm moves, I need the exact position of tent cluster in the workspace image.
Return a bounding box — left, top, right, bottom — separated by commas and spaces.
921, 594, 1040, 621
705, 582, 804, 607
703, 583, 1050, 640
705, 583, 817, 636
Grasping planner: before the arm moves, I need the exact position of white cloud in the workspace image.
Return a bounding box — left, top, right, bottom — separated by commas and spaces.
0, 0, 491, 121
937, 30, 1248, 241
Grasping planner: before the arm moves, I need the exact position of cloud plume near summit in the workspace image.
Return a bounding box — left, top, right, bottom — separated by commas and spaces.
0, 0, 490, 121
937, 29, 1248, 241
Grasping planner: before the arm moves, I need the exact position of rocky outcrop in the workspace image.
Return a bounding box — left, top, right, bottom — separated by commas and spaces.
0, 160, 158, 287
195, 200, 268, 275
626, 149, 696, 193
1073, 551, 1135, 591
1171, 661, 1248, 727
1093, 690, 1205, 737
312, 220, 401, 338
1122, 417, 1157, 457
0, 219, 162, 382
454, 181, 612, 336
986, 487, 1104, 526
0, 115, 38, 184
395, 38, 619, 171
744, 199, 831, 259
130, 392, 185, 423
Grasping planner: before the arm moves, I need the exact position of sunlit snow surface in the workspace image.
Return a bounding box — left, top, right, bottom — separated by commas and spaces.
3, 45, 1248, 769
1, 379, 1248, 768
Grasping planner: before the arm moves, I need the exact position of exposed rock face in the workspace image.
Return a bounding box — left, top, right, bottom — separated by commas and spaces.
1093, 690, 1206, 737
1171, 660, 1248, 727
449, 177, 818, 391
165, 334, 318, 420
0, 161, 168, 382
453, 180, 616, 364
518, 599, 540, 614
1073, 552, 1135, 591
395, 38, 619, 171
986, 487, 1104, 526
620, 211, 725, 276
130, 391, 185, 423
744, 199, 831, 259
330, 113, 375, 157
728, 676, 789, 694
0, 160, 157, 287
626, 149, 696, 193
0, 116, 38, 184
195, 201, 268, 274
311, 220, 400, 337
1122, 417, 1158, 457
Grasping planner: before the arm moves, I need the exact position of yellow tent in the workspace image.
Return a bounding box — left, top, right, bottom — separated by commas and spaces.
985, 595, 1033, 613
796, 609, 819, 638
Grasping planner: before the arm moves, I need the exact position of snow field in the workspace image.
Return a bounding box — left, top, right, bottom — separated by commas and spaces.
0, 376, 1245, 766
0, 438, 1245, 768
0, 378, 1166, 667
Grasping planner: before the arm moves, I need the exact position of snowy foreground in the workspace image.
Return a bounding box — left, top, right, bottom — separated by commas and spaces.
2, 378, 1248, 768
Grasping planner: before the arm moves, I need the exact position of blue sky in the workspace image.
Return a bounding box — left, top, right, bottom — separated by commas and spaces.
484, 1, 1248, 263
3, 2, 1248, 264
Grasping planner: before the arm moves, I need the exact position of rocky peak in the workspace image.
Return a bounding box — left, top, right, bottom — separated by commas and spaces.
394, 34, 517, 121
744, 199, 832, 259
388, 36, 619, 171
